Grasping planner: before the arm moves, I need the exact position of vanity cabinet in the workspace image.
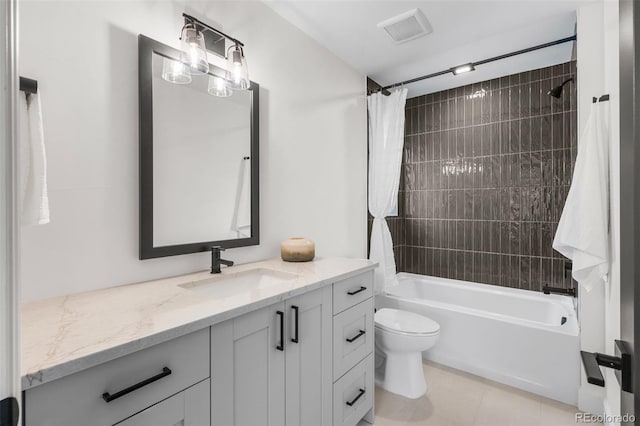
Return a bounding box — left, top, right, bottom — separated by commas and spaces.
22, 266, 376, 426
210, 286, 333, 426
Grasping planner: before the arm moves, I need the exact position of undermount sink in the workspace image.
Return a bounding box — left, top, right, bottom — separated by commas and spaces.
179, 268, 300, 298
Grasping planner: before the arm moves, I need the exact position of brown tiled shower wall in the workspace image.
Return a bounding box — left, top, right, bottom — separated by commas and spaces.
371, 61, 578, 292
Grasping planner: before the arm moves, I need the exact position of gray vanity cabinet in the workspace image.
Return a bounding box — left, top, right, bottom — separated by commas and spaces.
210, 286, 333, 426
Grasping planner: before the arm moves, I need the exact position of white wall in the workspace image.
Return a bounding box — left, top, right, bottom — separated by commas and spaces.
18, 1, 367, 302
575, 0, 621, 421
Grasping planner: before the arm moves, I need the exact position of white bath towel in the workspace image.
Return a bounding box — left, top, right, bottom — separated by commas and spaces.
553, 102, 609, 291
20, 92, 49, 226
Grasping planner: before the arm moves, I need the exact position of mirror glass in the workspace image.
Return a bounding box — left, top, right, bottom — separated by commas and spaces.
139, 35, 259, 259
152, 53, 252, 245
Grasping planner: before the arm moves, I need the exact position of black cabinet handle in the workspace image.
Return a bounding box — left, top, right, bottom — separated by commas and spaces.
102, 367, 171, 403
346, 388, 365, 407
291, 305, 299, 343
276, 310, 284, 351
346, 330, 366, 343
347, 286, 367, 296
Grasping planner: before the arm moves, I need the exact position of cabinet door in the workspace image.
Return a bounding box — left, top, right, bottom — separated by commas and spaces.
211, 302, 286, 426
114, 379, 209, 426
285, 286, 333, 426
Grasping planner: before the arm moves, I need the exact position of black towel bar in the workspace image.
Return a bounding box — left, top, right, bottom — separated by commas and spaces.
19, 77, 37, 94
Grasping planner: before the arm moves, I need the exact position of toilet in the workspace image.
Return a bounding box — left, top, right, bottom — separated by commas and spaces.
374, 308, 440, 399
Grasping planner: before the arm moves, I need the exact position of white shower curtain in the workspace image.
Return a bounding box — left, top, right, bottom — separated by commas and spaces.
367, 88, 408, 293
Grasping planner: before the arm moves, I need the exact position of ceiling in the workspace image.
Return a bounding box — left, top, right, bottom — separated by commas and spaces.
265, 0, 595, 97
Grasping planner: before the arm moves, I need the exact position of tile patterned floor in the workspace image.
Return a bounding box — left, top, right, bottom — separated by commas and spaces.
371, 361, 598, 426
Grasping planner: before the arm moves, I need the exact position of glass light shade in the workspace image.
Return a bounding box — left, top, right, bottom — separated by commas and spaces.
208, 76, 232, 97
161, 58, 192, 84
181, 25, 209, 75
225, 44, 250, 90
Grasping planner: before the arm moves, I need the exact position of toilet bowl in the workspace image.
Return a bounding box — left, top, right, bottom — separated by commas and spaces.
374, 308, 440, 399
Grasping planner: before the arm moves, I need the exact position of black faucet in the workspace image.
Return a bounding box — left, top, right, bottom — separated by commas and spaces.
211, 246, 234, 274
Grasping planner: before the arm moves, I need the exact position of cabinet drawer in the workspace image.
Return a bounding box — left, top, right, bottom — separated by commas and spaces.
333, 271, 373, 315
333, 298, 374, 380
24, 328, 209, 426
115, 379, 209, 426
333, 353, 375, 426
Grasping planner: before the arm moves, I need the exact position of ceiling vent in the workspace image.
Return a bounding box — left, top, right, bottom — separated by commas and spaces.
377, 9, 433, 44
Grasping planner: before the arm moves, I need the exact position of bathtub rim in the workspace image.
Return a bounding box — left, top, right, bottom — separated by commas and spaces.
384, 272, 579, 336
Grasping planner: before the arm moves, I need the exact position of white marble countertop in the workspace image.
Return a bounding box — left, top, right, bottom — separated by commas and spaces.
21, 257, 376, 390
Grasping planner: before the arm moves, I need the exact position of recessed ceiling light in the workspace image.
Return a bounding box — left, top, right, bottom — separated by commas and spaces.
377, 9, 433, 44
451, 63, 475, 75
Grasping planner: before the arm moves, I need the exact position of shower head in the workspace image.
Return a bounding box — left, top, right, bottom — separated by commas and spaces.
547, 77, 574, 98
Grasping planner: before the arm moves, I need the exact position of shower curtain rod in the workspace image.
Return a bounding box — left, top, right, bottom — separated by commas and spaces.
379, 35, 577, 91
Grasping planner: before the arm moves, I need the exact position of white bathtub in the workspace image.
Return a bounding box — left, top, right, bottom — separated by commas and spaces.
376, 272, 580, 405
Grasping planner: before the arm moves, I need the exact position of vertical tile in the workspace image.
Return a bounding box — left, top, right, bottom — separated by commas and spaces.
521, 82, 531, 118
464, 127, 474, 159
500, 89, 510, 121
510, 120, 521, 153
531, 222, 541, 257
520, 257, 531, 290
456, 220, 465, 250
509, 222, 521, 255
464, 221, 473, 251
530, 115, 541, 152
540, 115, 552, 150
433, 102, 441, 132
530, 257, 542, 292
551, 113, 564, 150
520, 118, 531, 153
464, 251, 474, 282
509, 86, 520, 120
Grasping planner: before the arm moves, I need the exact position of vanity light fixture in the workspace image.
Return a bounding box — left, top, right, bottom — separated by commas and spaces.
168, 13, 251, 95
161, 58, 192, 84
208, 76, 232, 97
180, 23, 209, 75
451, 63, 475, 75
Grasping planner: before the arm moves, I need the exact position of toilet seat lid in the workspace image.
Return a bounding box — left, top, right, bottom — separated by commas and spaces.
375, 308, 440, 335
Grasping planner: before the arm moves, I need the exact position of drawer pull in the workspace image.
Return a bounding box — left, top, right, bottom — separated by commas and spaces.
276, 310, 284, 351
346, 330, 366, 343
102, 367, 171, 403
346, 388, 366, 407
347, 286, 367, 296
291, 305, 299, 343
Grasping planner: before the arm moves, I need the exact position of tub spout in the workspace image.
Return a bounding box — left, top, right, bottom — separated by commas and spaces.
542, 286, 576, 297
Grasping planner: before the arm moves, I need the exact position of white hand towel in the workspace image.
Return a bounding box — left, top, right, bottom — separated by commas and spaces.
553, 102, 609, 291
20, 92, 49, 226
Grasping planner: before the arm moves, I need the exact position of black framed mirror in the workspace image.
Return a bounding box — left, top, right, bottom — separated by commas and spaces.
139, 35, 259, 260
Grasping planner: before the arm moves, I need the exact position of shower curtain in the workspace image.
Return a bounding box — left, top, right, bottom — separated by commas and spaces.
367, 88, 407, 293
